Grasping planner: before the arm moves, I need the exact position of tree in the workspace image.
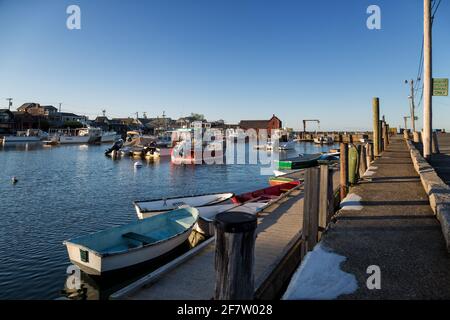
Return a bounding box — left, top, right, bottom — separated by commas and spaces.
190, 113, 205, 121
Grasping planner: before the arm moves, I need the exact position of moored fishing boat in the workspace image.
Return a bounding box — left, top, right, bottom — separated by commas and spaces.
134, 192, 235, 219
313, 135, 334, 144
145, 148, 161, 159
63, 207, 199, 275
171, 140, 223, 165
101, 131, 121, 143
231, 181, 300, 204
56, 127, 102, 144
2, 129, 47, 144
275, 153, 322, 170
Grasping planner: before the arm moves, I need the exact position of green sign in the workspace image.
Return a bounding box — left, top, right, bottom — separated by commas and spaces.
433, 78, 448, 96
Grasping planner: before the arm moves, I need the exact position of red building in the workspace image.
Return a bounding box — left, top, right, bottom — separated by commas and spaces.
238, 114, 282, 135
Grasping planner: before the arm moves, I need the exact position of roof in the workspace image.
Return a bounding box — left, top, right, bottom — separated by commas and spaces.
239, 120, 270, 129
41, 105, 57, 110
60, 112, 83, 117
17, 103, 39, 111
95, 116, 109, 122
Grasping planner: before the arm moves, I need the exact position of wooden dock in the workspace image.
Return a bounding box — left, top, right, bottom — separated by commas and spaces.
111, 173, 339, 300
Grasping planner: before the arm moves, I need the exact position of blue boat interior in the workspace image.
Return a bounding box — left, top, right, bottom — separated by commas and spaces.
68, 208, 198, 255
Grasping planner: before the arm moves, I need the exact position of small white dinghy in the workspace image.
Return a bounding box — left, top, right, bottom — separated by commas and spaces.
134, 192, 234, 219
63, 207, 199, 275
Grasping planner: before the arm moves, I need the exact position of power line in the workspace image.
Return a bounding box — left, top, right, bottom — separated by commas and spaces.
432, 0, 442, 18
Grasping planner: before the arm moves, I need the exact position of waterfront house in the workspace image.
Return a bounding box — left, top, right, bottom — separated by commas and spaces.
238, 114, 282, 136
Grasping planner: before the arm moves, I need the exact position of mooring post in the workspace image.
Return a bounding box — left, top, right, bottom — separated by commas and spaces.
432, 132, 440, 154
379, 120, 384, 152
359, 144, 367, 177
340, 142, 349, 201
373, 98, 380, 156
319, 164, 333, 240
413, 131, 421, 143
382, 121, 388, 148
302, 167, 321, 255
365, 143, 372, 168
386, 124, 390, 145
403, 129, 410, 140
214, 211, 257, 300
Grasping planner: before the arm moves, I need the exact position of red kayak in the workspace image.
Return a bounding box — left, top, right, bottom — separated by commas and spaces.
231, 181, 301, 204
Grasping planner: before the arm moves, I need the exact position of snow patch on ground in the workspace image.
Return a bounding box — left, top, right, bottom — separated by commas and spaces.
282, 244, 358, 300
340, 193, 363, 210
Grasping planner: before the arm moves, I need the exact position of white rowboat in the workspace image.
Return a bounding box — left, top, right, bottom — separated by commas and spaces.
134, 192, 234, 219
63, 207, 199, 275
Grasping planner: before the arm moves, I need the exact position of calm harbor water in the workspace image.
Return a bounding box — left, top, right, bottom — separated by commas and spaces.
0, 141, 338, 299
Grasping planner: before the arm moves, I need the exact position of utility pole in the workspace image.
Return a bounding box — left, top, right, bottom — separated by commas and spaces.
102, 109, 106, 117
58, 102, 62, 113
6, 98, 13, 110
404, 116, 410, 130
423, 0, 432, 159
405, 79, 416, 132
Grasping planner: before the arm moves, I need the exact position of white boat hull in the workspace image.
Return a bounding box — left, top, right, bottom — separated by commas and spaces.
59, 136, 91, 144
135, 193, 234, 219
101, 134, 121, 143
2, 136, 41, 144
65, 228, 192, 275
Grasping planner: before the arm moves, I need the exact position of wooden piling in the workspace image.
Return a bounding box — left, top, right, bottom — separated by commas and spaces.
359, 144, 367, 177
340, 142, 349, 201
413, 131, 421, 143
365, 143, 372, 168
319, 165, 333, 240
214, 212, 257, 300
382, 121, 388, 148
403, 129, 410, 140
379, 120, 384, 152
373, 98, 380, 156
302, 167, 321, 254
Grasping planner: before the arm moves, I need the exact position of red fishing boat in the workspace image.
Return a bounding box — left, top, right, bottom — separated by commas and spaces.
231, 181, 301, 204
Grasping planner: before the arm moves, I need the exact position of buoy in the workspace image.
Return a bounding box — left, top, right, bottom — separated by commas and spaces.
134, 161, 143, 168
11, 176, 18, 184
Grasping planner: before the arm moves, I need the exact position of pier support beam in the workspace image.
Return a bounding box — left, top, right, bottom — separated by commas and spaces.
373, 98, 380, 156
359, 144, 367, 177
340, 143, 349, 200
302, 167, 320, 254
214, 212, 257, 300
366, 143, 373, 168
432, 132, 440, 154
319, 165, 333, 240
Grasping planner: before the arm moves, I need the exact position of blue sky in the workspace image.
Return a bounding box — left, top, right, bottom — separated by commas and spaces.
0, 0, 449, 131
